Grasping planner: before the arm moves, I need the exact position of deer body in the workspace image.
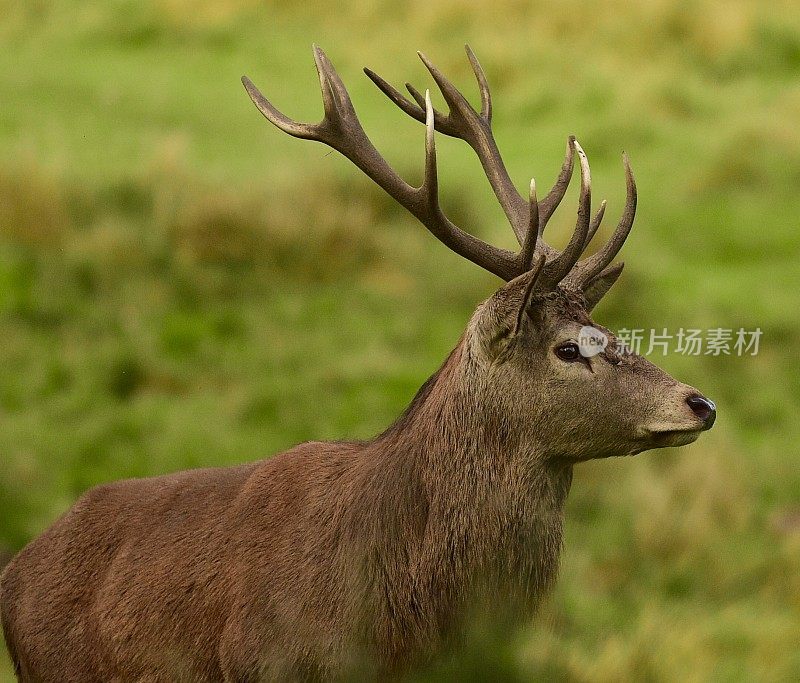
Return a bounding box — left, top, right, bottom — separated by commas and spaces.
1, 47, 716, 681
2, 340, 572, 680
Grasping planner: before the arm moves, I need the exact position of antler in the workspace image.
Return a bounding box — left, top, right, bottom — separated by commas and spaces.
243, 46, 539, 281
568, 153, 637, 288
364, 46, 637, 290
242, 46, 637, 290
365, 46, 575, 245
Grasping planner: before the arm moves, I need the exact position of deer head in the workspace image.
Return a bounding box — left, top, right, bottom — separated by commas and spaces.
242, 46, 716, 462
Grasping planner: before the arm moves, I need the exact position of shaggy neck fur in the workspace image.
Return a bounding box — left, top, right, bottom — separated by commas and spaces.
348, 337, 574, 668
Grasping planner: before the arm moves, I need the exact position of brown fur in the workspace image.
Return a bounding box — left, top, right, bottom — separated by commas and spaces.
0, 280, 711, 681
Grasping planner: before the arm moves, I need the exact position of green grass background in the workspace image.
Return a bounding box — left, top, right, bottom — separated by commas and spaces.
1, 0, 799, 679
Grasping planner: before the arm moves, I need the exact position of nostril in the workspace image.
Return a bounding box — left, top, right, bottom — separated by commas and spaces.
686, 395, 716, 424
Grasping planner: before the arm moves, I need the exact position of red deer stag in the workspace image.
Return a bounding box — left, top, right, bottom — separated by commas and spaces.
1, 47, 716, 681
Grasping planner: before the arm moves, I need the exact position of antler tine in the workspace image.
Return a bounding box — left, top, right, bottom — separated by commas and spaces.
519, 179, 540, 271
538, 139, 592, 288
361, 68, 453, 136
573, 153, 637, 286
416, 50, 530, 238
314, 47, 360, 119
464, 45, 492, 121
242, 76, 317, 140
538, 137, 576, 231
313, 48, 339, 118
584, 200, 607, 249
366, 48, 493, 141
405, 82, 426, 109
244, 47, 522, 281
422, 91, 440, 203
243, 46, 364, 144
407, 83, 459, 135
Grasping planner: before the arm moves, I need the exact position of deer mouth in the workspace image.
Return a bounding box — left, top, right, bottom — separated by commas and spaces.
648, 427, 703, 448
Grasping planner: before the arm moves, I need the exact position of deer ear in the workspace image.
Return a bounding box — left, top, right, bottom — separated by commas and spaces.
583, 262, 624, 312
513, 257, 546, 336
473, 262, 546, 361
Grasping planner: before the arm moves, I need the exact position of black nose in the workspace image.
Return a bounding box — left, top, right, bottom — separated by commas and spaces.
686, 395, 716, 429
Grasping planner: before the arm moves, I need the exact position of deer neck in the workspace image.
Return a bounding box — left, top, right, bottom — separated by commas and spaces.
378, 340, 572, 502
371, 340, 573, 571
360, 341, 572, 647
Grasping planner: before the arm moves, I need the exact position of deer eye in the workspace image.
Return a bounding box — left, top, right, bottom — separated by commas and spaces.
554, 342, 582, 362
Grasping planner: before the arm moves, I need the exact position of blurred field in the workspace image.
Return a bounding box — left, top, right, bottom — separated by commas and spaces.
1, 0, 799, 680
